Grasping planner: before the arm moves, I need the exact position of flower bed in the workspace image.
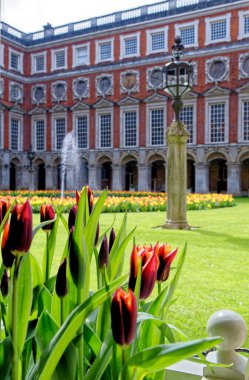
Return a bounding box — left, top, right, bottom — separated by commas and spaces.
0, 191, 235, 213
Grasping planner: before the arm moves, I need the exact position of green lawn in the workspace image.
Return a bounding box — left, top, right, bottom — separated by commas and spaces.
31, 197, 249, 345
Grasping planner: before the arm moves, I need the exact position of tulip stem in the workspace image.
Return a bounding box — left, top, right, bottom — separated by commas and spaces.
77, 285, 84, 379
121, 347, 128, 380
12, 255, 22, 380
45, 232, 49, 281
158, 282, 162, 295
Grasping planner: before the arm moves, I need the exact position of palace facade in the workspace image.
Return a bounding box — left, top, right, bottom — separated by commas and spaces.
0, 0, 249, 194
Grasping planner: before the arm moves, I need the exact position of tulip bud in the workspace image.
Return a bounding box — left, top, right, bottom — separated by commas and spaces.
55, 259, 68, 298
69, 227, 79, 286
86, 186, 94, 214
1, 223, 16, 268
40, 204, 55, 231
111, 288, 137, 346
98, 234, 109, 269
68, 205, 77, 230
157, 244, 178, 282
109, 228, 116, 252
76, 190, 80, 205
0, 269, 9, 297
94, 222, 100, 246
0, 200, 10, 225
7, 200, 32, 255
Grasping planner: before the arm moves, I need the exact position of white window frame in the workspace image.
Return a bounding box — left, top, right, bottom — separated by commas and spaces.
205, 96, 229, 144
238, 10, 249, 40
175, 20, 199, 48
146, 102, 166, 147
9, 48, 23, 73
146, 27, 168, 55
73, 43, 90, 67
31, 52, 47, 74
32, 116, 46, 151
0, 45, 4, 67
73, 110, 89, 149
95, 108, 113, 149
51, 47, 68, 71
51, 113, 67, 150
120, 32, 140, 59
205, 13, 231, 45
120, 106, 139, 148
95, 38, 114, 64
181, 99, 197, 145
9, 113, 23, 151
238, 93, 249, 142
0, 111, 3, 149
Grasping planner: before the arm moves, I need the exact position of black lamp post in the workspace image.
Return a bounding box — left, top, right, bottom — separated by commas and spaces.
163, 36, 193, 121
27, 144, 35, 190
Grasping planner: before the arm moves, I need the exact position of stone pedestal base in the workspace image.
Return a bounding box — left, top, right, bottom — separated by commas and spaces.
162, 221, 191, 230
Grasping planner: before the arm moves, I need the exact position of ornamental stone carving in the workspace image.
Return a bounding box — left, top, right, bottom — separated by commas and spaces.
9, 82, 23, 103
147, 67, 164, 90
52, 81, 67, 102
239, 53, 249, 79
206, 57, 229, 83
73, 77, 89, 99
120, 70, 139, 94
32, 84, 46, 104
96, 74, 113, 97
191, 61, 198, 85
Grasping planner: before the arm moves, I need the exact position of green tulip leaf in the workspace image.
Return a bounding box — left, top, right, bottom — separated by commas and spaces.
32, 217, 57, 240
27, 274, 127, 380
42, 217, 59, 281
38, 286, 53, 315
0, 200, 16, 237
0, 337, 12, 379
84, 323, 102, 357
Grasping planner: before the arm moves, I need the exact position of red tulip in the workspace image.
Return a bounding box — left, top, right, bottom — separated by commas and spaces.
68, 205, 77, 230
86, 186, 94, 214
0, 200, 10, 225
98, 234, 109, 269
7, 200, 32, 255
1, 222, 15, 267
128, 245, 159, 300
156, 244, 178, 282
40, 204, 55, 231
111, 288, 137, 346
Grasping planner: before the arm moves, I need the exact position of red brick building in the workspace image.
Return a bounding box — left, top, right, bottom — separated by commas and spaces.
0, 0, 249, 194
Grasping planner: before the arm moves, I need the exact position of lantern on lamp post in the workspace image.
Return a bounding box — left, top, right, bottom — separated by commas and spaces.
162, 37, 193, 229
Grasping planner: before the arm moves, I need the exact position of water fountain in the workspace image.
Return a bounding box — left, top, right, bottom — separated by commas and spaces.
60, 131, 80, 198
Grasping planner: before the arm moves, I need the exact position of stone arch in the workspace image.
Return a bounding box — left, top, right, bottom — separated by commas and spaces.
187, 153, 196, 193
239, 150, 249, 194
147, 153, 166, 192
52, 157, 62, 190
34, 158, 46, 190
120, 154, 138, 191
9, 157, 22, 190
206, 152, 228, 193
95, 155, 113, 190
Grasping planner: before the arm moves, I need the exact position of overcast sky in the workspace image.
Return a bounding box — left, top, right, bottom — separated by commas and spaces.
1, 0, 163, 33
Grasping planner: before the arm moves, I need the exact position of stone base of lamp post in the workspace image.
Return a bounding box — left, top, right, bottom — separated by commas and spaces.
162, 120, 191, 230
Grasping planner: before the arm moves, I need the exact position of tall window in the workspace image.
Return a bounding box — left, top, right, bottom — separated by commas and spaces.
124, 111, 137, 147
244, 15, 249, 34
32, 53, 46, 73
151, 32, 165, 51
243, 101, 249, 141
0, 45, 4, 67
52, 48, 67, 70
175, 21, 198, 48
9, 49, 23, 72
73, 44, 89, 66
100, 42, 112, 61
120, 33, 140, 58
211, 20, 226, 41
35, 120, 45, 151
125, 38, 137, 55
150, 109, 164, 145
210, 103, 225, 142
99, 114, 111, 148
180, 105, 194, 143
205, 14, 231, 45
238, 11, 249, 39
76, 115, 88, 149
11, 118, 20, 150
55, 118, 66, 150
181, 26, 195, 46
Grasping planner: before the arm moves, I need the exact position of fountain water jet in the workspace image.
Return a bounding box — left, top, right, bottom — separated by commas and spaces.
60, 131, 79, 198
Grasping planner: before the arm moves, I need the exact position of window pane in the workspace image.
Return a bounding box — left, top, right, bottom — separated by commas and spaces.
211, 20, 226, 40
180, 105, 194, 143
210, 103, 225, 142
243, 101, 249, 141
36, 120, 45, 150
125, 38, 137, 55
55, 51, 65, 68
151, 109, 164, 145
180, 26, 195, 45
245, 16, 249, 34
55, 118, 66, 149
151, 33, 165, 51
11, 53, 19, 70
11, 118, 19, 150
100, 43, 112, 60
76, 47, 88, 65
77, 116, 88, 148
100, 114, 111, 148
124, 111, 137, 146
35, 55, 45, 71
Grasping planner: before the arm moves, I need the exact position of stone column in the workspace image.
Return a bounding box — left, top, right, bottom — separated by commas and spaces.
112, 164, 122, 190
164, 120, 190, 230
28, 167, 35, 191
88, 164, 98, 190
138, 164, 150, 191
2, 164, 10, 190
46, 165, 53, 189
195, 163, 209, 193
66, 165, 76, 190
227, 163, 240, 196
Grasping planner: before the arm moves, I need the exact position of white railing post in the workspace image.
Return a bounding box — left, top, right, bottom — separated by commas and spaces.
203, 309, 248, 380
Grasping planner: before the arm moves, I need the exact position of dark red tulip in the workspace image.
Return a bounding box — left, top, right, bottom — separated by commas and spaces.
76, 190, 80, 205
98, 234, 109, 269
156, 244, 178, 282
68, 205, 77, 230
111, 288, 137, 346
0, 200, 10, 225
40, 204, 55, 231
109, 228, 116, 252
94, 222, 100, 246
69, 227, 79, 286
55, 259, 68, 298
0, 269, 9, 297
86, 186, 94, 214
7, 200, 32, 254
1, 223, 15, 267
128, 245, 159, 300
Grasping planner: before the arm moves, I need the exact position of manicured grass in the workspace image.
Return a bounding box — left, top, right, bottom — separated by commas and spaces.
31, 197, 249, 345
